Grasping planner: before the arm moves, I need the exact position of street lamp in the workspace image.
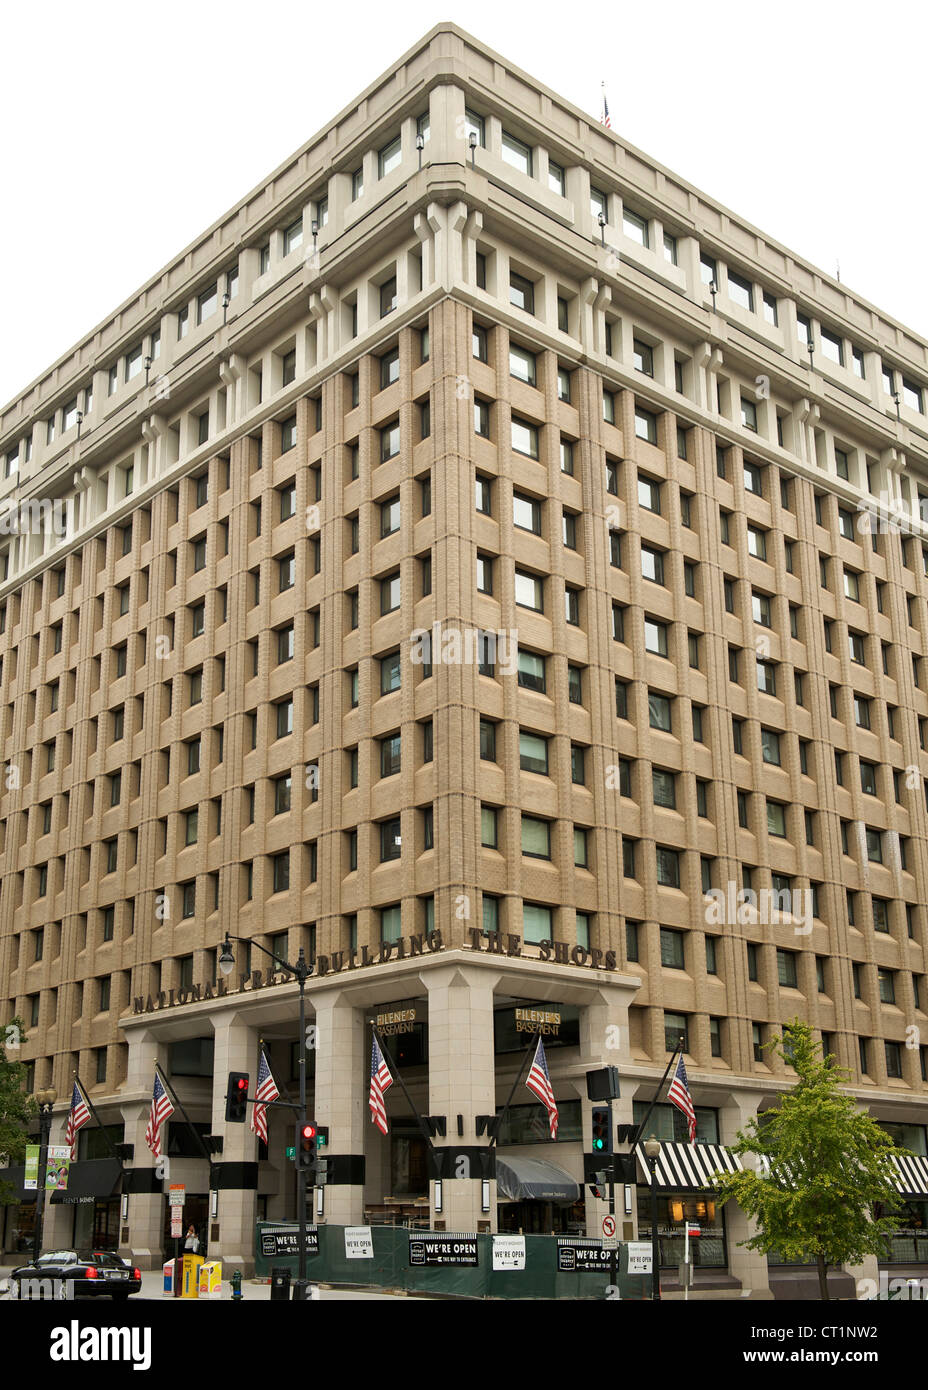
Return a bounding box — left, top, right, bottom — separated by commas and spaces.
469, 131, 477, 167
708, 279, 718, 313
598, 210, 606, 247
416, 132, 425, 170
643, 1135, 662, 1302
219, 932, 313, 1300
32, 1087, 57, 1263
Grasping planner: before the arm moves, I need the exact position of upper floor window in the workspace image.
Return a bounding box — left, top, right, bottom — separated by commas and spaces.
196, 284, 217, 326
622, 208, 648, 247
509, 273, 535, 315
501, 131, 532, 177
727, 271, 754, 312
379, 136, 402, 178
548, 161, 565, 195
283, 217, 303, 256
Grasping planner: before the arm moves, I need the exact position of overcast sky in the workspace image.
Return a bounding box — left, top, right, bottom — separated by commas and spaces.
3, 0, 927, 409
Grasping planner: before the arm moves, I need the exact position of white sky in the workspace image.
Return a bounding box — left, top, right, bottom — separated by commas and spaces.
3, 0, 927, 409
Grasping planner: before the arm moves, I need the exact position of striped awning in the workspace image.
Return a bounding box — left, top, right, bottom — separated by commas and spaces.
891, 1154, 928, 1198
637, 1142, 743, 1192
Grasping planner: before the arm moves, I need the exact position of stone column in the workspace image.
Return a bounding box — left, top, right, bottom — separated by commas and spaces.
119, 1027, 166, 1269
718, 1087, 772, 1298
581, 981, 637, 1239
313, 988, 368, 1225
424, 962, 501, 1232
210, 1011, 258, 1272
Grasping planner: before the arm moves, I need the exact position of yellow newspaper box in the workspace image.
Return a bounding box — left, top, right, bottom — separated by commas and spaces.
180, 1253, 204, 1298
198, 1260, 222, 1299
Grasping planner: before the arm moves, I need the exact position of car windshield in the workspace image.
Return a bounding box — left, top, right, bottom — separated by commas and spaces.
36, 1251, 77, 1265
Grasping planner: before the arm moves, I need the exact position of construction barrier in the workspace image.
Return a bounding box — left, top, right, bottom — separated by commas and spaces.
254, 1223, 650, 1299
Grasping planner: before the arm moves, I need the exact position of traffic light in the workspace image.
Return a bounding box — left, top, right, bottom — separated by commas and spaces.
225, 1072, 249, 1123
588, 1170, 609, 1199
297, 1121, 318, 1171
591, 1105, 613, 1155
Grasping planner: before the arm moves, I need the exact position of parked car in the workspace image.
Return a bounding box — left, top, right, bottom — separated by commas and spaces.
10, 1250, 141, 1299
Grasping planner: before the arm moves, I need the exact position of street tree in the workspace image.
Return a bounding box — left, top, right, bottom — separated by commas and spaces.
714, 1020, 908, 1299
1, 1018, 36, 1206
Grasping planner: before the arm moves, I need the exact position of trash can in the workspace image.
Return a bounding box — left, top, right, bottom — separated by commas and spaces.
180, 1253, 204, 1298
270, 1266, 291, 1302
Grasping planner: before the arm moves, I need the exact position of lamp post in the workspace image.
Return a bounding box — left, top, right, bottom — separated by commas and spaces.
469, 131, 477, 167
416, 132, 425, 170
643, 1135, 661, 1301
31, 1087, 57, 1263
219, 933, 312, 1301
598, 210, 606, 247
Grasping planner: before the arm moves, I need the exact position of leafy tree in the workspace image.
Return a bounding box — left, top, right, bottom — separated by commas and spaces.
714, 1020, 908, 1299
0, 1019, 36, 1206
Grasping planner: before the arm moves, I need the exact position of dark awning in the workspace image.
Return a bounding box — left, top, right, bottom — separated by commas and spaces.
50, 1158, 123, 1205
0, 1166, 31, 1200
636, 1142, 743, 1192
496, 1156, 580, 1203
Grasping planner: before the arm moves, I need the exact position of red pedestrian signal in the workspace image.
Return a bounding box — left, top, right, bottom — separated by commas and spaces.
225, 1072, 249, 1123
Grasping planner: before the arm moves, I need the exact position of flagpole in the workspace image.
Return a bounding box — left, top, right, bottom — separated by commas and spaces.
489, 1029, 541, 1148
72, 1071, 120, 1157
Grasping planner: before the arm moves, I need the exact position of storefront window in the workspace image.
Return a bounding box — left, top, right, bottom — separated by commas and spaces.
494, 1099, 581, 1145
636, 1193, 727, 1268
632, 1101, 719, 1144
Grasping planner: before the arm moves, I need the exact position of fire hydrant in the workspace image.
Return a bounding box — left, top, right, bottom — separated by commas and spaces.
230, 1269, 243, 1301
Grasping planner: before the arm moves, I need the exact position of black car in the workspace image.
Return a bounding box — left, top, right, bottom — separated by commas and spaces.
10, 1250, 141, 1299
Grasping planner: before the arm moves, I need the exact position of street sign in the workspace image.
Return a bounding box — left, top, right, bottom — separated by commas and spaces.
285, 1146, 296, 1160
169, 1184, 185, 1206
601, 1215, 616, 1240
627, 1241, 652, 1274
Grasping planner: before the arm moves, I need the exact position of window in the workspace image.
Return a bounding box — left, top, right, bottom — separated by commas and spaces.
379, 136, 402, 178
741, 397, 758, 432
522, 816, 551, 858
763, 292, 778, 326
747, 526, 767, 560
660, 928, 685, 969
501, 131, 532, 177
727, 271, 754, 312
475, 475, 492, 514
652, 768, 676, 809
514, 570, 543, 612
634, 408, 657, 444
903, 378, 924, 414
637, 474, 661, 512
517, 649, 546, 693
513, 492, 542, 534
283, 217, 303, 256
756, 660, 776, 695
509, 273, 535, 315
380, 733, 401, 779
776, 949, 798, 989
519, 731, 549, 775
474, 399, 490, 438
590, 186, 607, 221
380, 572, 401, 614
509, 344, 536, 385
380, 348, 400, 389
700, 253, 717, 286
655, 846, 680, 888
649, 692, 671, 731
380, 420, 400, 461
380, 650, 401, 694
380, 495, 401, 537
379, 817, 402, 862
548, 160, 565, 195
633, 339, 654, 376
280, 416, 297, 452
481, 805, 499, 848
644, 618, 669, 657
663, 232, 677, 264
473, 325, 488, 362
622, 208, 648, 247
821, 327, 844, 365
380, 277, 397, 318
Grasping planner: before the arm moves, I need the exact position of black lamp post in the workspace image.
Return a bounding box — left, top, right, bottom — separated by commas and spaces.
643, 1135, 661, 1301
31, 1087, 57, 1263
218, 933, 313, 1301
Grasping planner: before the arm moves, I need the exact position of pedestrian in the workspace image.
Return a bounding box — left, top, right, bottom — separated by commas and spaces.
184, 1223, 200, 1254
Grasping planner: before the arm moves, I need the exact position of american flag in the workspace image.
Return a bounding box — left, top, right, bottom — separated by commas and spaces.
368, 1035, 394, 1135
668, 1054, 696, 1141
525, 1036, 559, 1138
601, 87, 611, 129
250, 1050, 279, 1144
64, 1080, 90, 1160
145, 1072, 175, 1161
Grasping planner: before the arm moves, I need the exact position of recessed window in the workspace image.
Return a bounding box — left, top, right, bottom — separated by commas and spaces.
510, 417, 539, 459
509, 273, 535, 315
821, 327, 844, 365
622, 208, 648, 247
513, 492, 542, 534
514, 570, 543, 612
634, 408, 657, 444
380, 420, 401, 461
501, 131, 533, 177
196, 284, 218, 326
380, 276, 398, 318
727, 271, 754, 312
509, 344, 537, 385
633, 339, 654, 376
379, 136, 402, 178
283, 217, 303, 256
519, 731, 549, 775
548, 161, 565, 195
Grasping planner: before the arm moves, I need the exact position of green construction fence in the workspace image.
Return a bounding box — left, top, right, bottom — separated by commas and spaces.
253, 1222, 651, 1299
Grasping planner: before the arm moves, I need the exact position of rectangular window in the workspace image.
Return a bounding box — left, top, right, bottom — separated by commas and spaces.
509, 273, 535, 315
622, 208, 648, 247
501, 131, 533, 177
379, 136, 402, 178
727, 271, 754, 312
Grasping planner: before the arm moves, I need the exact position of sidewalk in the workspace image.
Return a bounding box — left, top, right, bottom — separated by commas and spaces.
0, 1263, 422, 1301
